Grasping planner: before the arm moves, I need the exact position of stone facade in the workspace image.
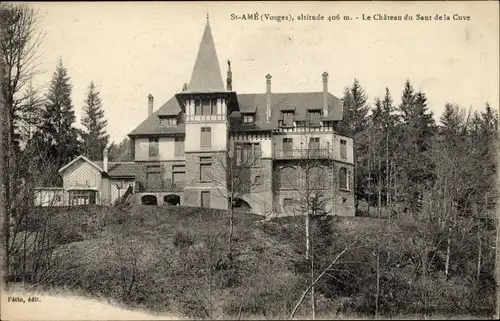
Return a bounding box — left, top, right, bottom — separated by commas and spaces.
126, 17, 356, 217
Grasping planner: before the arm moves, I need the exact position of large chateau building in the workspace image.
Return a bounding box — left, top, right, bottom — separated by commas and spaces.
53, 18, 355, 217
126, 18, 355, 216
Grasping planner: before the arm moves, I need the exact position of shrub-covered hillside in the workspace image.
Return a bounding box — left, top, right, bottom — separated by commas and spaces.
8, 205, 496, 320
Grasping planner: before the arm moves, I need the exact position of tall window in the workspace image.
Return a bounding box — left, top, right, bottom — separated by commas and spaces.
283, 137, 293, 157
195, 99, 201, 115
202, 99, 211, 115
308, 110, 321, 125
340, 139, 347, 158
339, 167, 348, 190
309, 137, 319, 155
211, 99, 218, 115
200, 156, 212, 181
201, 127, 212, 147
235, 142, 261, 166
149, 137, 159, 157
201, 191, 211, 208
281, 111, 294, 127
172, 165, 185, 183
146, 165, 162, 190
195, 99, 218, 115
283, 198, 294, 213
174, 136, 185, 155
279, 166, 298, 189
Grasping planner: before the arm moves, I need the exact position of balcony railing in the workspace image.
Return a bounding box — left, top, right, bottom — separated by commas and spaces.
135, 180, 185, 193
273, 148, 332, 160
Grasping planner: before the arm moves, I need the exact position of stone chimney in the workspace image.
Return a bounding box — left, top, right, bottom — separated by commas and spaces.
103, 148, 108, 173
148, 94, 154, 117
322, 72, 329, 117
266, 74, 272, 123
226, 60, 232, 91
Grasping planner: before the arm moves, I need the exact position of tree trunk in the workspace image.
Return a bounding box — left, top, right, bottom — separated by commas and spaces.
310, 228, 315, 320
375, 165, 381, 319
306, 214, 310, 260
228, 205, 234, 260
476, 229, 481, 284
386, 127, 390, 206
378, 159, 382, 217
289, 241, 357, 320
375, 246, 380, 319
445, 225, 451, 280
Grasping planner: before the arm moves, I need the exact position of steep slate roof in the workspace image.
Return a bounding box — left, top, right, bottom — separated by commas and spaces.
129, 92, 343, 136
186, 17, 226, 93
92, 161, 139, 178
128, 17, 344, 137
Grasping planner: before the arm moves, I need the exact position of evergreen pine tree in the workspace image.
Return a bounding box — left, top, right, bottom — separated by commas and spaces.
337, 79, 370, 213
396, 80, 436, 212
81, 81, 109, 160
108, 137, 133, 162
39, 59, 81, 183
337, 79, 369, 136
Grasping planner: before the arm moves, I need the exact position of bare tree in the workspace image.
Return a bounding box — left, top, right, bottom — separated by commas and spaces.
6, 141, 72, 287
207, 141, 264, 260
1, 3, 45, 283
277, 133, 337, 319
289, 240, 359, 320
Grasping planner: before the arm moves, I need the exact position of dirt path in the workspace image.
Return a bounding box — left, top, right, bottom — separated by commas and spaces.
1, 288, 182, 320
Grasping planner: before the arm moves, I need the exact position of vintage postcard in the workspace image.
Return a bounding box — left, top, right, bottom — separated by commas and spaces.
1, 1, 499, 320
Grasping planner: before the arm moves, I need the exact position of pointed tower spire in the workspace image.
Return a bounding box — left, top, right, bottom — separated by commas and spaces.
188, 17, 225, 92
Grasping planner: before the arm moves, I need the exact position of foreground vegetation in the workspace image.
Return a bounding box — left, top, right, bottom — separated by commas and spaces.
7, 204, 496, 319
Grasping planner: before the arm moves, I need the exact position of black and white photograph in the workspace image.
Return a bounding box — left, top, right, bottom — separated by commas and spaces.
1, 1, 499, 320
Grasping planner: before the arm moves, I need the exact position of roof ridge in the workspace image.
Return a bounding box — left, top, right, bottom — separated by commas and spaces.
237, 91, 330, 95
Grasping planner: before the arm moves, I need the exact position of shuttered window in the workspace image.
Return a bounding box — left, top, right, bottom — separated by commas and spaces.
172, 165, 185, 183
201, 127, 211, 147
174, 136, 185, 155
200, 157, 212, 181
149, 138, 159, 157
339, 167, 348, 190
340, 139, 347, 158
201, 191, 211, 208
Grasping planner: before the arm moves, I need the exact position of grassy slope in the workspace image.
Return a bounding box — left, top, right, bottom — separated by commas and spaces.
19, 205, 489, 319
19, 205, 388, 319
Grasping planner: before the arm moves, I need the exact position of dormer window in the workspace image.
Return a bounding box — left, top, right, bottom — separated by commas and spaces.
243, 114, 255, 124
159, 116, 177, 127
308, 109, 322, 126
280, 111, 294, 127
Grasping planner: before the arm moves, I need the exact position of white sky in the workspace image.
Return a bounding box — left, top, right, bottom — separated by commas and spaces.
22, 1, 500, 143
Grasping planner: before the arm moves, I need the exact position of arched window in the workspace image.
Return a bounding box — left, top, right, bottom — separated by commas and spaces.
338, 167, 348, 190
308, 166, 327, 188
279, 166, 298, 189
